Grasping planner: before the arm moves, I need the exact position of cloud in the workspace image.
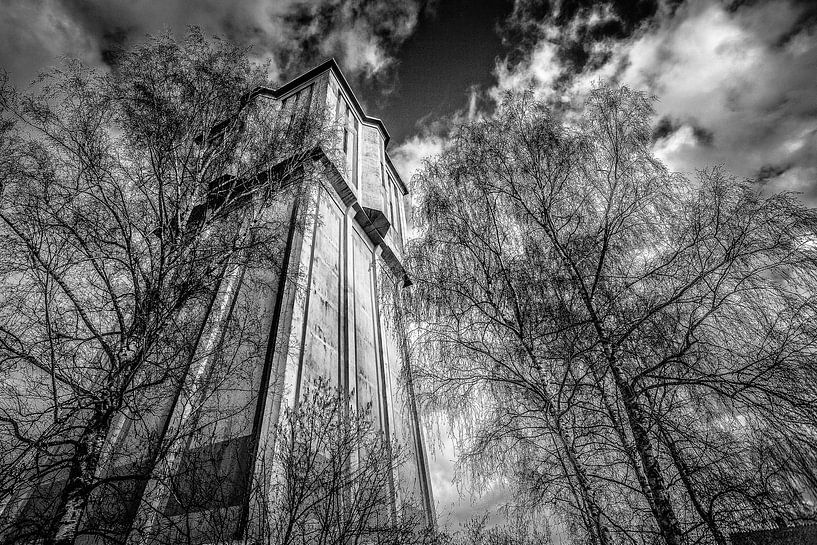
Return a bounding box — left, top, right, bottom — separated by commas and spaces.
279, 0, 421, 81
0, 1, 100, 86
491, 0, 817, 198
493, 40, 562, 102
651, 116, 714, 146
391, 132, 446, 185
0, 0, 424, 88
618, 0, 817, 195
500, 0, 673, 75
424, 422, 516, 529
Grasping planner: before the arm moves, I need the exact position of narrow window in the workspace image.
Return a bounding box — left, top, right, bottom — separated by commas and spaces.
301, 83, 314, 122
287, 89, 301, 130
345, 106, 358, 188
391, 178, 402, 238
381, 162, 388, 213
387, 177, 395, 226
335, 90, 344, 124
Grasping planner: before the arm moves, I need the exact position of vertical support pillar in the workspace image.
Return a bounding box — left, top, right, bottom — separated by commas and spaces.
129, 259, 246, 544
371, 250, 399, 522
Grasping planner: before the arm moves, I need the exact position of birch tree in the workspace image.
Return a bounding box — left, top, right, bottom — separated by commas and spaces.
0, 29, 326, 544
404, 88, 817, 544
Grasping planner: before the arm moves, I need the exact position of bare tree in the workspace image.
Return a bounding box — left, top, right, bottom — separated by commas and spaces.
404, 88, 817, 544
0, 28, 327, 544
246, 377, 427, 545
113, 376, 427, 545
421, 512, 554, 545
453, 513, 553, 545
87, 375, 429, 545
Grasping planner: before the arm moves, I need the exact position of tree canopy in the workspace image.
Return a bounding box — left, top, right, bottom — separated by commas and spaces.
404, 87, 817, 544
0, 29, 325, 544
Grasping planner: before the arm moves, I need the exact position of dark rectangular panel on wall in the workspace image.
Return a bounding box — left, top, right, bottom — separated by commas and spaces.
163, 435, 252, 516
8, 471, 68, 542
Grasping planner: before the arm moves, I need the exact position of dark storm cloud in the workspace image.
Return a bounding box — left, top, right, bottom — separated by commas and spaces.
691, 125, 714, 147
0, 0, 425, 88
652, 116, 681, 142
756, 164, 790, 183
652, 116, 714, 147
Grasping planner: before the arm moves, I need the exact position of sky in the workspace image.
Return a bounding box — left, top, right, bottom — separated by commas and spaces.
3, 0, 816, 192
2, 0, 817, 532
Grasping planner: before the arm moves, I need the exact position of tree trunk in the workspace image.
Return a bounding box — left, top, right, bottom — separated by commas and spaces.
660, 427, 727, 545
48, 404, 113, 545
557, 431, 613, 545
523, 344, 615, 544
592, 368, 662, 523
565, 445, 614, 545
540, 392, 613, 545
611, 370, 683, 545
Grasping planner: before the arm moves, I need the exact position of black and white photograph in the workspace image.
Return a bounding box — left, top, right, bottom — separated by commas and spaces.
1, 1, 817, 544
